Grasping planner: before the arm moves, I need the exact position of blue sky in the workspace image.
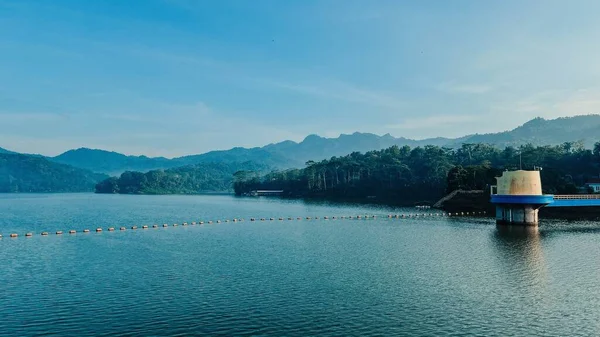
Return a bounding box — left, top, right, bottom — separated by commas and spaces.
1, 0, 600, 157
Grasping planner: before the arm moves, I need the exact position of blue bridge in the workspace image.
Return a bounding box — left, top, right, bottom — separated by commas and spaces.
490, 194, 600, 208
547, 194, 600, 207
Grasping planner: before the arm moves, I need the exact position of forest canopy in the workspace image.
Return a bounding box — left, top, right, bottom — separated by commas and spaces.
95, 161, 267, 194
233, 142, 600, 204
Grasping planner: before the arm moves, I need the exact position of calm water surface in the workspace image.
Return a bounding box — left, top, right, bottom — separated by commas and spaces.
1, 193, 600, 336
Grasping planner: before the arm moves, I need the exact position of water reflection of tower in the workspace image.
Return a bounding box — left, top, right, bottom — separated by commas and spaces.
492, 225, 547, 291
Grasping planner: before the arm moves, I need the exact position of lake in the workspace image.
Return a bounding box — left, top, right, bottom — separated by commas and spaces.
1, 193, 600, 336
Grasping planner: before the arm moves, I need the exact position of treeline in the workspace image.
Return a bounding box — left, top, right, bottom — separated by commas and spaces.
0, 153, 107, 193
234, 142, 600, 204
95, 161, 267, 194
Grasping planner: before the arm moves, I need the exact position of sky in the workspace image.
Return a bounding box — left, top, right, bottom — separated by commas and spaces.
1, 0, 600, 157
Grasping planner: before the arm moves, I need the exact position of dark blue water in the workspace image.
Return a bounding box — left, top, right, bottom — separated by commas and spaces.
1, 194, 600, 336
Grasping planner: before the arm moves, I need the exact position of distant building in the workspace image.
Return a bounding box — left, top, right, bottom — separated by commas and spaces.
248, 190, 284, 196
585, 178, 600, 193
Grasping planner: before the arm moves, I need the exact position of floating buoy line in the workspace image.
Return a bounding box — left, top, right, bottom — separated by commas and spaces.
0, 211, 487, 239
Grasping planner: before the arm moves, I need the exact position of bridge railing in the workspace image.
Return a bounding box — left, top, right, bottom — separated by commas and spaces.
554, 194, 600, 200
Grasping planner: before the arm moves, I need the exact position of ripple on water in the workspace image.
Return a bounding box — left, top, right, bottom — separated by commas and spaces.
1, 194, 600, 336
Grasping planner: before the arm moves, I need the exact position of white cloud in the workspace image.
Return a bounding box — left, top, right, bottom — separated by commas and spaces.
491, 87, 600, 119
437, 82, 492, 94
256, 78, 404, 110
0, 112, 68, 123
551, 88, 600, 117
386, 115, 479, 131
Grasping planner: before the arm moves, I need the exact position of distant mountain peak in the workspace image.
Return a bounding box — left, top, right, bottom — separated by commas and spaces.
302, 134, 324, 142
520, 117, 546, 128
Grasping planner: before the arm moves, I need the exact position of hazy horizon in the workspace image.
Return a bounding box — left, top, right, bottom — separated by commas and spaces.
2, 0, 600, 157
3, 114, 589, 158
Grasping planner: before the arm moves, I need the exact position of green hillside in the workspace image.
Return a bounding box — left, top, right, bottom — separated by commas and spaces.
95, 161, 268, 194
0, 153, 108, 192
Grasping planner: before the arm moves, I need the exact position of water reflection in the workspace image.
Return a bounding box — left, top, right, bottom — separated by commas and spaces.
492, 225, 547, 288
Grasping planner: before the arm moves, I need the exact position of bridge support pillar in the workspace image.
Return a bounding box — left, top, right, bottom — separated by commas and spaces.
495, 204, 540, 226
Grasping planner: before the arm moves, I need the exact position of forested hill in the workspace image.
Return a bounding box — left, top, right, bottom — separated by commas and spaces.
95, 161, 268, 194
0, 153, 108, 193
0, 147, 17, 154
234, 142, 600, 205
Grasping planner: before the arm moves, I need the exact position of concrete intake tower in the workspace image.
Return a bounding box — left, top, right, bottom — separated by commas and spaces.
490, 170, 553, 226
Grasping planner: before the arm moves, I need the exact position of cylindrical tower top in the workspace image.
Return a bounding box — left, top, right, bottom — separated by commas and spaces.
496, 170, 542, 195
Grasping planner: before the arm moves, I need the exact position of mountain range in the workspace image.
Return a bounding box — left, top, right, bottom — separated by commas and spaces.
3, 115, 600, 177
